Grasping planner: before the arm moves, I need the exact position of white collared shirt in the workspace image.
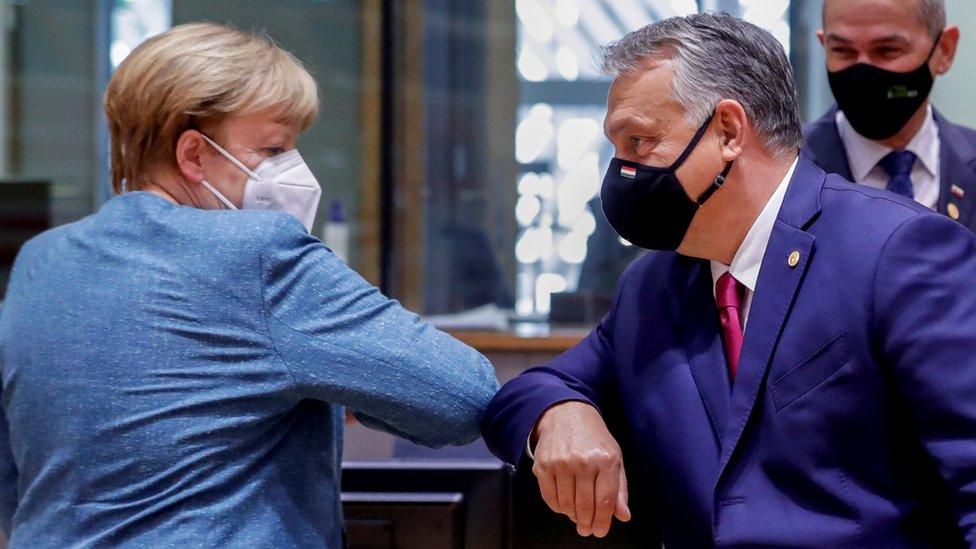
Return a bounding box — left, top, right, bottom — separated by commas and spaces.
835, 105, 940, 210
710, 157, 798, 328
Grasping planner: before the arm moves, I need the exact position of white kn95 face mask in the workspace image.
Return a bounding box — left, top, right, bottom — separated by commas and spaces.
199, 134, 322, 232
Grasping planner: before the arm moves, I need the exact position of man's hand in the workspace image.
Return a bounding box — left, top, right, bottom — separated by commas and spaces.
531, 401, 631, 538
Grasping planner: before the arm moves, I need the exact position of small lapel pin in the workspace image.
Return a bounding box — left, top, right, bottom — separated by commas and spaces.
948, 202, 961, 220
951, 185, 966, 199
788, 250, 801, 268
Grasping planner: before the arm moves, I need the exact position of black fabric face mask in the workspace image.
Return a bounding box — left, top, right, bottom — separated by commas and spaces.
600, 112, 733, 251
828, 37, 940, 141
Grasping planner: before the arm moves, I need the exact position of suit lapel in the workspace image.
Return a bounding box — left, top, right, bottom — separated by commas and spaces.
715, 157, 824, 484
802, 107, 854, 182
677, 258, 731, 442
716, 223, 814, 477
934, 110, 976, 228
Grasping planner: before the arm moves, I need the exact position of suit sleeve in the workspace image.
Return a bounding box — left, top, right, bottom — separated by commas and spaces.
480, 267, 629, 466
260, 218, 499, 447
874, 213, 976, 541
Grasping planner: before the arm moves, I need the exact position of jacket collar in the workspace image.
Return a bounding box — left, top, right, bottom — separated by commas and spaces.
713, 157, 824, 485
801, 106, 854, 182
679, 156, 825, 453
933, 108, 976, 226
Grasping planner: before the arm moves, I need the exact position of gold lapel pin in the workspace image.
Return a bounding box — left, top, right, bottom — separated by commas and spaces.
788, 250, 801, 268
948, 203, 961, 221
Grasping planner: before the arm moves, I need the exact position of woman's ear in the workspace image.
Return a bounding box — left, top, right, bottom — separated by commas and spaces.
175, 130, 208, 184
714, 99, 748, 163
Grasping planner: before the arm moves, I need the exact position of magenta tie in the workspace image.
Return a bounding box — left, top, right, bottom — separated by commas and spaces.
716, 272, 746, 380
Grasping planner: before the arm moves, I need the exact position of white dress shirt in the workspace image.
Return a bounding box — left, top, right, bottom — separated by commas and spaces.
835, 105, 940, 210
710, 157, 798, 328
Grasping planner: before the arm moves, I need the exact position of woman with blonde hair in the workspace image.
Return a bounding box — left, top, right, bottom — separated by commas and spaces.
0, 22, 497, 547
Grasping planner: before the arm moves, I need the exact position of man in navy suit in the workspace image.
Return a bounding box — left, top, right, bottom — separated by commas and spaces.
805, 0, 976, 230
481, 12, 976, 548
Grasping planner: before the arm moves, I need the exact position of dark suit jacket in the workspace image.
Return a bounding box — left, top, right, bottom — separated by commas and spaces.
803, 106, 976, 231
481, 156, 976, 548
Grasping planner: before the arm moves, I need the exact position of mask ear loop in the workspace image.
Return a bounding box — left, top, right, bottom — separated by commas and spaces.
668, 110, 733, 207
926, 31, 944, 61
668, 111, 717, 170
197, 133, 259, 210
200, 179, 238, 210
694, 160, 734, 207
199, 133, 260, 179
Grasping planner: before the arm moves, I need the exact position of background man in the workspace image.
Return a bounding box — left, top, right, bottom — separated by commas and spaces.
805, 0, 976, 230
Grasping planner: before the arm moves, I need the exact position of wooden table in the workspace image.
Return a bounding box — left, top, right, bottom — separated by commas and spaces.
446, 327, 589, 384
447, 328, 587, 354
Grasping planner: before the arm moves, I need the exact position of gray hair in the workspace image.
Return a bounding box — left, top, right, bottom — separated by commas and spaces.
823, 0, 946, 38
918, 0, 947, 37
601, 12, 802, 157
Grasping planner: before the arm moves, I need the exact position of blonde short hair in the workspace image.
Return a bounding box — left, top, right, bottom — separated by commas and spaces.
104, 22, 319, 194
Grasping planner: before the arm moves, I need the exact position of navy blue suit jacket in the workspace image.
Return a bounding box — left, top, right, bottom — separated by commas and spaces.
803, 107, 976, 232
481, 156, 976, 547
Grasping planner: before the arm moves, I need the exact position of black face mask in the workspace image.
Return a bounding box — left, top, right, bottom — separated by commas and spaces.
828, 37, 940, 141
601, 112, 733, 251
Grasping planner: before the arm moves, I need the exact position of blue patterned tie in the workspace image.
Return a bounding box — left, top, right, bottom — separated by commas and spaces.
877, 150, 917, 199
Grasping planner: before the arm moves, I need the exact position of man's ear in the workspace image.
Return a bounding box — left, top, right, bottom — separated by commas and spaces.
933, 26, 960, 76
175, 130, 208, 184
714, 99, 748, 163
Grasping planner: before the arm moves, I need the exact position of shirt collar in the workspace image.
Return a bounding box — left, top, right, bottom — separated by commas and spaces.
835, 104, 938, 181
710, 156, 798, 293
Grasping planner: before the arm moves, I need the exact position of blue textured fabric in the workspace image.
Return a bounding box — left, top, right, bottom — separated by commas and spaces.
879, 149, 918, 199
0, 192, 499, 548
